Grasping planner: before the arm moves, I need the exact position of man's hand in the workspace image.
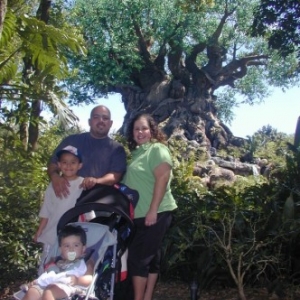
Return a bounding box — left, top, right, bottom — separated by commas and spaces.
80, 177, 98, 190
51, 174, 70, 198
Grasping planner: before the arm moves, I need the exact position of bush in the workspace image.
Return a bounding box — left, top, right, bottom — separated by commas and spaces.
0, 125, 66, 290
162, 161, 300, 298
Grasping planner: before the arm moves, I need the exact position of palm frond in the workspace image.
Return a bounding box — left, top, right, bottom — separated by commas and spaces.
46, 90, 80, 129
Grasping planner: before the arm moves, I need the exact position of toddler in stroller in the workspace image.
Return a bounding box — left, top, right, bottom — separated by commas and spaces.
16, 224, 95, 300
14, 183, 138, 300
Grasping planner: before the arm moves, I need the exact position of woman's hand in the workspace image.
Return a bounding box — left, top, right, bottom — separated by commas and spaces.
145, 209, 157, 226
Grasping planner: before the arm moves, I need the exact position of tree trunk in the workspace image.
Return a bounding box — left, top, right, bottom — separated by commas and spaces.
20, 122, 28, 150
20, 0, 51, 152
238, 286, 247, 300
28, 100, 42, 152
18, 102, 30, 150
119, 76, 233, 149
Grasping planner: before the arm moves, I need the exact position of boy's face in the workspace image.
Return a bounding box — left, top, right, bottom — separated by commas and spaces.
60, 235, 86, 261
57, 153, 82, 180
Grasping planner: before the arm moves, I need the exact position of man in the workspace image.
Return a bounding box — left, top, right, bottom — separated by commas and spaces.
47, 105, 127, 198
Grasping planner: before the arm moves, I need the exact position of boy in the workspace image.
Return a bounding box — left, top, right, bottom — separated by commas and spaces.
22, 225, 94, 300
34, 145, 84, 275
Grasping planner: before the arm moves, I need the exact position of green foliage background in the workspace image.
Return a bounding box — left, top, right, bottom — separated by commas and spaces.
0, 124, 299, 297
0, 125, 69, 290
161, 130, 300, 296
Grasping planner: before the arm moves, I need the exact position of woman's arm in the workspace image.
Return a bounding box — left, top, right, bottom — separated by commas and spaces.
145, 162, 171, 226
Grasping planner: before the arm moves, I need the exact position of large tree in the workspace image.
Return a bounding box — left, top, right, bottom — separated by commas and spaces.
67, 0, 299, 148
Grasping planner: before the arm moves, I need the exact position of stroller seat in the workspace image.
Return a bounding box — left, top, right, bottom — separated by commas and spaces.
14, 222, 117, 300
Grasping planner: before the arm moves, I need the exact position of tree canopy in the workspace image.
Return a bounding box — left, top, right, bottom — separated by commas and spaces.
64, 0, 299, 147
252, 0, 300, 60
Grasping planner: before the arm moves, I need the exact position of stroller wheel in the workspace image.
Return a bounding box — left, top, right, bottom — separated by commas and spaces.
96, 286, 110, 300
71, 295, 84, 300
71, 295, 100, 300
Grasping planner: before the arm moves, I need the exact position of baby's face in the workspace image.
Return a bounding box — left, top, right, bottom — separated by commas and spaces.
60, 235, 85, 261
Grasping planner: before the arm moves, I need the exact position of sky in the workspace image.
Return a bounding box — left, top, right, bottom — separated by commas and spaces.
71, 86, 300, 138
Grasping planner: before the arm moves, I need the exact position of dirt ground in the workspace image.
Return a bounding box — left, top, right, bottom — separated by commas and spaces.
2, 280, 300, 300
152, 281, 300, 300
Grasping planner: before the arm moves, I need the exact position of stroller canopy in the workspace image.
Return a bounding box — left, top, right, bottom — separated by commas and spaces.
57, 184, 137, 232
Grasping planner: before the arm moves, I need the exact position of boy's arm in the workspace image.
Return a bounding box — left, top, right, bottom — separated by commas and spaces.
69, 260, 94, 287
33, 218, 48, 242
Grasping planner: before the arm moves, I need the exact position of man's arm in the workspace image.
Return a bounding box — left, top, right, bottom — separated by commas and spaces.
47, 162, 70, 198
80, 172, 123, 190
47, 162, 60, 178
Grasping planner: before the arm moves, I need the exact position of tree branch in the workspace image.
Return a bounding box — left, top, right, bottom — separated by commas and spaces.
168, 38, 184, 78
204, 3, 237, 78
36, 0, 51, 23
185, 42, 206, 74
210, 1, 236, 44
213, 54, 269, 88
132, 20, 152, 64
154, 43, 167, 70
167, 22, 188, 78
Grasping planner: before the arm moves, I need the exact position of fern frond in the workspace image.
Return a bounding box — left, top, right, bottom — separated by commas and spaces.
0, 57, 18, 83
0, 9, 17, 48
16, 15, 86, 77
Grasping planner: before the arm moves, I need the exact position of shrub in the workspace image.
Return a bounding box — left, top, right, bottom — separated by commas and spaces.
0, 125, 65, 289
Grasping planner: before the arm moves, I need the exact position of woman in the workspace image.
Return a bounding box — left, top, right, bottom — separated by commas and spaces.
123, 113, 177, 300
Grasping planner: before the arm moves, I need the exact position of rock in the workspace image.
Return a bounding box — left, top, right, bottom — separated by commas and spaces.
208, 167, 236, 188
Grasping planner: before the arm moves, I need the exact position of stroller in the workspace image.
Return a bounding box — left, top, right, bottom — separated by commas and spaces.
14, 183, 138, 300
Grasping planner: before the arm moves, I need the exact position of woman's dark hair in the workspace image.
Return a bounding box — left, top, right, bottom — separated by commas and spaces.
126, 113, 167, 151
58, 225, 87, 246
